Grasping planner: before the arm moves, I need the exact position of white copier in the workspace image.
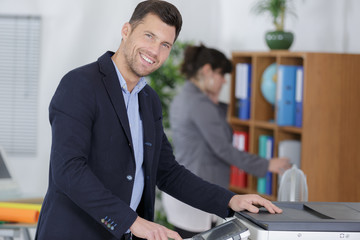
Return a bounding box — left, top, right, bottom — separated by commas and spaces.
236, 202, 360, 240
190, 202, 360, 240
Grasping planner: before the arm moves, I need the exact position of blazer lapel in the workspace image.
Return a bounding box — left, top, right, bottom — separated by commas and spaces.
139, 89, 155, 169
98, 52, 133, 147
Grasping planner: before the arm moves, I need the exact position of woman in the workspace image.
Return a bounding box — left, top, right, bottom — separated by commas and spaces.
162, 44, 290, 238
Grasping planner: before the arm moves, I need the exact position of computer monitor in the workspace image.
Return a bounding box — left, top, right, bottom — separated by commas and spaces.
0, 146, 21, 199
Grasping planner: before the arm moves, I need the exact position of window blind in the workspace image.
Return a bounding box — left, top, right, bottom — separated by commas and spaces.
0, 15, 41, 156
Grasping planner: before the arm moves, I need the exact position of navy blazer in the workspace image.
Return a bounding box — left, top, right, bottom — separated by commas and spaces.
35, 52, 235, 240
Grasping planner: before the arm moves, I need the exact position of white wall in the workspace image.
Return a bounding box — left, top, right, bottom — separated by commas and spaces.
1, 0, 359, 197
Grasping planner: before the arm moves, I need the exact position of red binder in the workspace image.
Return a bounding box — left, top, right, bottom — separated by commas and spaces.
230, 131, 249, 188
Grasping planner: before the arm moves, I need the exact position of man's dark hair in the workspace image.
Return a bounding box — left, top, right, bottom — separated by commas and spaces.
129, 0, 182, 42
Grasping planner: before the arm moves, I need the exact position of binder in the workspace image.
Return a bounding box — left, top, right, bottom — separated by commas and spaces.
0, 202, 42, 212
295, 66, 304, 127
230, 131, 248, 188
265, 136, 274, 195
0, 207, 39, 223
235, 63, 252, 120
235, 63, 245, 99
230, 132, 239, 187
230, 165, 238, 187
276, 65, 297, 126
257, 135, 268, 194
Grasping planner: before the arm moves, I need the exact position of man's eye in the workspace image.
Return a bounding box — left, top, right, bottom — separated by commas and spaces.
145, 34, 152, 39
162, 43, 170, 49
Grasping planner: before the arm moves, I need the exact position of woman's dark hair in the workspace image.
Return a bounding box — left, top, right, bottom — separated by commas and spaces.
129, 0, 182, 42
181, 44, 232, 79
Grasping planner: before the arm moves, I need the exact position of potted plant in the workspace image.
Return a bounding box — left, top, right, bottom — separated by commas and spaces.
252, 0, 296, 50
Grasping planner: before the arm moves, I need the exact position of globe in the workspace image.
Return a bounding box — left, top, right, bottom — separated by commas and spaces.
261, 63, 277, 105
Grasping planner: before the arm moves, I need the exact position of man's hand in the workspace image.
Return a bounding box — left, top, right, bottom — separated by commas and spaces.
228, 194, 283, 214
130, 216, 182, 240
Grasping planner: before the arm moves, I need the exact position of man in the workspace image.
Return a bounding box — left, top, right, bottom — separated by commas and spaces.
35, 1, 282, 240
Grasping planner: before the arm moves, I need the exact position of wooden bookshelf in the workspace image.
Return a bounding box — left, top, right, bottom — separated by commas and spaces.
228, 51, 360, 202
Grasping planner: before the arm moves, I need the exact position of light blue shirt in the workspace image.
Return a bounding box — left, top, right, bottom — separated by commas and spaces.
113, 61, 146, 212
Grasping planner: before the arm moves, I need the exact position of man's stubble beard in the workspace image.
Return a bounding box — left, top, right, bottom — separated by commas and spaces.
123, 46, 160, 78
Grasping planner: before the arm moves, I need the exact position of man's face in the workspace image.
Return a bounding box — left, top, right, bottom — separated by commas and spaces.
121, 13, 176, 78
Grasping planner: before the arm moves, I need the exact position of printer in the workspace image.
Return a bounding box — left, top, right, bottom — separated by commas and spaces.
235, 202, 360, 240
191, 218, 250, 240
189, 202, 360, 240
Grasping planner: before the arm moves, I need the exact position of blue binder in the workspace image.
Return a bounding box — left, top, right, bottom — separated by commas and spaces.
236, 63, 252, 120
276, 65, 297, 126
265, 136, 274, 195
238, 98, 250, 120
295, 66, 304, 127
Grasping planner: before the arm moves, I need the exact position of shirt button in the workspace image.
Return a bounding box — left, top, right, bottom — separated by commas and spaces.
126, 175, 133, 181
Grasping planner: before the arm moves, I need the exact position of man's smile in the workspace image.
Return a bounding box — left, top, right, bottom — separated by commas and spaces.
140, 52, 155, 65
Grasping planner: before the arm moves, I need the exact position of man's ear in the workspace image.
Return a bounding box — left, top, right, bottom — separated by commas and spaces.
121, 22, 131, 40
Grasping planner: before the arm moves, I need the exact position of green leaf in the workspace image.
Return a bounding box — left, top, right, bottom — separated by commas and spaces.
251, 0, 297, 31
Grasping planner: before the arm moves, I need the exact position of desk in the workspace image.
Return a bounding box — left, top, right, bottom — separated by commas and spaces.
0, 197, 42, 240
0, 223, 34, 240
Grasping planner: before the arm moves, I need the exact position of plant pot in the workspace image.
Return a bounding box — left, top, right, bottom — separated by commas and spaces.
265, 31, 294, 50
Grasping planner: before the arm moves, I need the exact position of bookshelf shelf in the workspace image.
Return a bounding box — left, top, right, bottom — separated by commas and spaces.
278, 126, 302, 134
229, 117, 251, 127
228, 51, 360, 202
253, 120, 276, 130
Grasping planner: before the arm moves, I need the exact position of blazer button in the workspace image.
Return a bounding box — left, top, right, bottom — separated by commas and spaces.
126, 175, 133, 181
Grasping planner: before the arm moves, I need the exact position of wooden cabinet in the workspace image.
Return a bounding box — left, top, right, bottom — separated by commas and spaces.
228, 51, 360, 202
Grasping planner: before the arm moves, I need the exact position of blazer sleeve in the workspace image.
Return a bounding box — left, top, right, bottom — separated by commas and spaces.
190, 98, 268, 178
49, 70, 137, 238
156, 132, 236, 219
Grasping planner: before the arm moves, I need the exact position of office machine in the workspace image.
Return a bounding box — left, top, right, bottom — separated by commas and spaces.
0, 147, 21, 200
191, 218, 250, 240
235, 202, 360, 240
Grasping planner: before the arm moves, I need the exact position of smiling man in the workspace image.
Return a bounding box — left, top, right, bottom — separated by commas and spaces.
35, 1, 282, 240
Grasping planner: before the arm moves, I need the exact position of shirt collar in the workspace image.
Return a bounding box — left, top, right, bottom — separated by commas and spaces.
112, 60, 147, 94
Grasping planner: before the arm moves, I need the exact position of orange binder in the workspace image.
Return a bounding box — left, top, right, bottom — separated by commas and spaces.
0, 207, 39, 223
